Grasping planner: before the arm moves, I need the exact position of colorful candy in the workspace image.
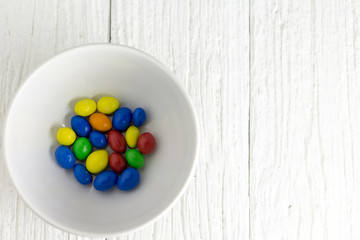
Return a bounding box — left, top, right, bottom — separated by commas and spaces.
93, 171, 118, 191
109, 153, 127, 174
71, 116, 91, 137
107, 129, 126, 153
56, 127, 76, 146
86, 150, 109, 174
89, 113, 112, 132
55, 145, 76, 169
89, 131, 107, 149
74, 99, 96, 117
73, 137, 92, 160
125, 126, 140, 148
112, 107, 132, 132
138, 132, 156, 154
73, 163, 93, 185
117, 168, 140, 191
54, 97, 154, 192
132, 108, 146, 127
97, 97, 119, 114
125, 149, 144, 168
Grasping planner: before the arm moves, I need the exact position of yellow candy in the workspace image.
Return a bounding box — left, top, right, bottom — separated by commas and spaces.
125, 126, 140, 148
74, 99, 96, 117
86, 150, 108, 174
57, 127, 76, 146
97, 97, 119, 114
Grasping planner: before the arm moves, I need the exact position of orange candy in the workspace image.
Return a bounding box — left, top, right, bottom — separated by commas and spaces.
89, 113, 112, 132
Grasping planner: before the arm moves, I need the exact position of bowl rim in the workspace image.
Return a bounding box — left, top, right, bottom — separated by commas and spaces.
3, 43, 200, 237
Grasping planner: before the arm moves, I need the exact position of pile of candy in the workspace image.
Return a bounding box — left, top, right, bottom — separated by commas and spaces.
54, 97, 156, 191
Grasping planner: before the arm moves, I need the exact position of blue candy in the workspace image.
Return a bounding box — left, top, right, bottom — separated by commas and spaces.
112, 107, 132, 132
117, 168, 140, 191
73, 163, 92, 185
71, 115, 91, 137
132, 108, 146, 127
93, 171, 118, 191
89, 131, 107, 148
55, 145, 76, 169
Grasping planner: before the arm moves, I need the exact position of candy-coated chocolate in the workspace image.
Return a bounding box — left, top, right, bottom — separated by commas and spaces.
97, 97, 119, 114
74, 99, 96, 117
85, 150, 109, 174
55, 97, 156, 192
112, 107, 132, 132
125, 126, 140, 148
125, 149, 144, 168
71, 115, 91, 137
132, 108, 146, 127
109, 153, 127, 173
73, 163, 92, 185
56, 127, 76, 146
89, 113, 112, 132
89, 131, 107, 149
93, 171, 118, 191
138, 132, 156, 154
117, 168, 140, 191
55, 145, 76, 169
108, 129, 126, 153
73, 137, 92, 160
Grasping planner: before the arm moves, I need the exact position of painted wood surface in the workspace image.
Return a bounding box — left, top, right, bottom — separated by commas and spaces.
250, 0, 360, 239
2, 0, 359, 239
0, 0, 249, 239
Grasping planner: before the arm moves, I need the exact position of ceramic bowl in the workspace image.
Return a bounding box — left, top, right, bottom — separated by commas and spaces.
4, 44, 199, 237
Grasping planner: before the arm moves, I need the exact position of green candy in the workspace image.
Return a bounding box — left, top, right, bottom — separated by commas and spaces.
73, 137, 92, 160
125, 149, 144, 168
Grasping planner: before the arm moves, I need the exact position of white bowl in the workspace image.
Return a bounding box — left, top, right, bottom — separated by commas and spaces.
4, 44, 199, 237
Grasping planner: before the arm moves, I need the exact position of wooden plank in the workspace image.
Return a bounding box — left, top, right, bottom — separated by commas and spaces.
110, 0, 249, 239
0, 0, 109, 239
250, 0, 360, 239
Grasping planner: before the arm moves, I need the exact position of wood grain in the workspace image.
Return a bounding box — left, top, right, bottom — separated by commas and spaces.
110, 0, 249, 239
4, 0, 360, 239
0, 0, 109, 239
250, 0, 360, 239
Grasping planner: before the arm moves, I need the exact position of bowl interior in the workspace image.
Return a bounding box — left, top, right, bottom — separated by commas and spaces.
4, 45, 198, 236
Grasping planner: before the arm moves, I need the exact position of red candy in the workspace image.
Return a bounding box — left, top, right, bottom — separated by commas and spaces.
107, 129, 126, 153
109, 153, 127, 173
138, 132, 156, 154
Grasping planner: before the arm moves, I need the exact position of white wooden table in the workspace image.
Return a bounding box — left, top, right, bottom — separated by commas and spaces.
1, 0, 359, 239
